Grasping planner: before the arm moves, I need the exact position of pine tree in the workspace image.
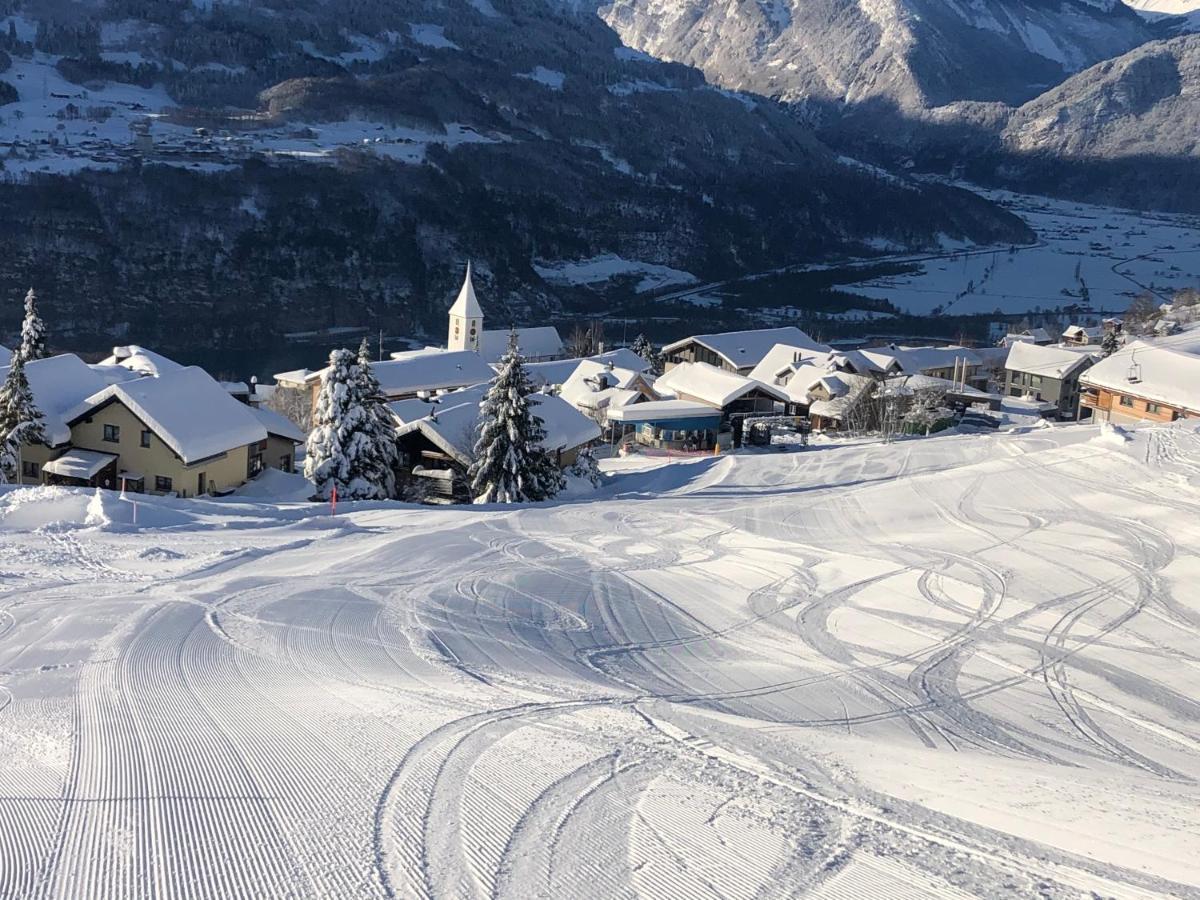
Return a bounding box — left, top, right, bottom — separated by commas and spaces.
304, 348, 384, 501
631, 333, 654, 367
1100, 329, 1120, 358
569, 445, 602, 488
0, 353, 46, 483
353, 337, 398, 498
17, 288, 48, 364
469, 332, 564, 504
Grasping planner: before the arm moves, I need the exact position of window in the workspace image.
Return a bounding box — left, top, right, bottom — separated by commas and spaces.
22, 461, 38, 478
1118, 396, 1134, 408
103, 424, 120, 443
140, 429, 152, 448
1146, 402, 1162, 413
1030, 375, 1042, 388
280, 455, 293, 473
155, 475, 173, 493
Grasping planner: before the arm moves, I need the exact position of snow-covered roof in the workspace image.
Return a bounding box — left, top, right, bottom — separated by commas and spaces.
607, 400, 720, 422
448, 261, 484, 319
1005, 341, 1096, 379
97, 345, 184, 377
249, 405, 305, 443
88, 364, 145, 387
1080, 341, 1200, 412
43, 448, 117, 480
310, 349, 494, 396
1062, 325, 1102, 341
387, 396, 439, 426
396, 384, 600, 466
574, 386, 642, 413
655, 362, 788, 408
861, 344, 983, 374
559, 360, 646, 407
0, 353, 115, 446
522, 348, 649, 387
479, 326, 564, 364
747, 344, 837, 385
68, 367, 269, 465
662, 327, 829, 371
888, 373, 995, 400
273, 368, 313, 387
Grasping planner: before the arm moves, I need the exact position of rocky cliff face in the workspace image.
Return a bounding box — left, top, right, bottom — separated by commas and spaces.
1003, 34, 1200, 158
597, 0, 1156, 109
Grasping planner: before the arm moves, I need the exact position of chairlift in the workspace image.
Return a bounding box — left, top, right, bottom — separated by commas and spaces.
1127, 356, 1142, 384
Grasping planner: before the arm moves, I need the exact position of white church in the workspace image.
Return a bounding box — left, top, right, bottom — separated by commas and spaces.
447, 262, 565, 364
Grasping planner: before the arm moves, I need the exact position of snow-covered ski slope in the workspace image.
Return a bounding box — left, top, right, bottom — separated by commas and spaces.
2, 424, 1200, 898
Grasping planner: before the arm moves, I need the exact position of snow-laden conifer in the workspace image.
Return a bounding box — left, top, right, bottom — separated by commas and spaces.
17, 288, 48, 364
305, 348, 377, 500
353, 337, 398, 499
0, 353, 45, 483
469, 332, 563, 504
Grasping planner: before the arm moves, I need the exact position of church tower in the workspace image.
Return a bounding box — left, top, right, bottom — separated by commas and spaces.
447, 261, 484, 352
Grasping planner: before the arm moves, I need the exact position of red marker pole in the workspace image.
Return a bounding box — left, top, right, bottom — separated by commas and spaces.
330, 484, 337, 516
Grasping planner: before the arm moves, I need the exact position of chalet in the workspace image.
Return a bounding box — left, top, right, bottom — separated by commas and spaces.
524, 347, 651, 388
1061, 325, 1103, 346
1004, 342, 1097, 420
1002, 327, 1054, 347
1080, 340, 1200, 425
806, 372, 875, 431
661, 327, 829, 375
10, 359, 301, 495
856, 345, 988, 389
655, 362, 788, 417
395, 384, 600, 502
559, 360, 658, 432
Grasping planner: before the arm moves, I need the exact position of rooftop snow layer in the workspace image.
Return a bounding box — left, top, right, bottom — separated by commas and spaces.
313, 350, 494, 396
655, 362, 788, 408
607, 399, 721, 422
662, 327, 829, 371
0, 354, 116, 446
69, 366, 268, 464
1005, 341, 1097, 379
249, 405, 306, 443
98, 345, 185, 377
1081, 340, 1200, 411
397, 384, 600, 465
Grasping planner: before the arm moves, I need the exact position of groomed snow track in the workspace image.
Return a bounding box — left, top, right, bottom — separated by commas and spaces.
2, 424, 1200, 898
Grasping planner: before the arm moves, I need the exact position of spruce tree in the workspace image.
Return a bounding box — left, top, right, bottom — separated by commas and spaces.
0, 353, 45, 483
469, 333, 563, 504
17, 288, 48, 364
305, 348, 380, 501
353, 337, 398, 498
631, 334, 654, 367
1100, 329, 1120, 358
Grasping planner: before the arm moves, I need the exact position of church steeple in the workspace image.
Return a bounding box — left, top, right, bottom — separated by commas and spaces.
448, 261, 484, 351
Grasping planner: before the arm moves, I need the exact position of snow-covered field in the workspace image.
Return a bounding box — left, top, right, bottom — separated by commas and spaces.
854, 189, 1200, 316
3, 423, 1200, 897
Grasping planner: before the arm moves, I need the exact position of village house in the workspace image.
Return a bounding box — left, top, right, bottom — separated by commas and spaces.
1002, 326, 1055, 347
525, 347, 652, 388
1079, 339, 1200, 425
850, 344, 988, 389
393, 384, 599, 502
1004, 341, 1097, 420
9, 355, 301, 495
661, 327, 829, 375
1061, 325, 1103, 346
558, 360, 658, 434
651, 361, 789, 445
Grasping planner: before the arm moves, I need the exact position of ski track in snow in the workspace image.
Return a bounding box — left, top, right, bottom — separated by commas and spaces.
1, 426, 1200, 897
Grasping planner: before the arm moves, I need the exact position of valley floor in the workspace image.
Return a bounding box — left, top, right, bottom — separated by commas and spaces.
2, 424, 1200, 898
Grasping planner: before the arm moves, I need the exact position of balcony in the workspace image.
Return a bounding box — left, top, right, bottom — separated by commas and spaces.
1080, 390, 1102, 410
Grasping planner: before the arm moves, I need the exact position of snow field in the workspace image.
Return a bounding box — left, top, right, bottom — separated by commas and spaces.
1, 424, 1200, 896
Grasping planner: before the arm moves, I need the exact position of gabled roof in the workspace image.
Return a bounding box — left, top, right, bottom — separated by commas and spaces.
67, 367, 268, 465
655, 361, 788, 408
448, 261, 483, 319
608, 400, 720, 423
1005, 341, 1096, 379
396, 384, 600, 467
310, 349, 494, 396
1062, 325, 1102, 341
662, 327, 829, 370
522, 348, 649, 387
747, 344, 836, 385
860, 344, 983, 374
0, 353, 115, 446
1080, 341, 1200, 412
479, 326, 563, 364
559, 360, 647, 407
249, 405, 305, 443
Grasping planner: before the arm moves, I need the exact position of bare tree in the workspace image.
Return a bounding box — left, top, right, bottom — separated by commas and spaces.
265, 386, 312, 433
